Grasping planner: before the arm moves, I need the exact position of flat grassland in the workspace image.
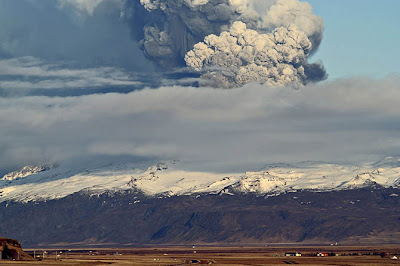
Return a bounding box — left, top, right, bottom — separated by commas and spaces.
2, 245, 400, 265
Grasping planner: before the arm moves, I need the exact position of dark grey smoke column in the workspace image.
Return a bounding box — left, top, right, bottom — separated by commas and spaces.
122, 0, 250, 68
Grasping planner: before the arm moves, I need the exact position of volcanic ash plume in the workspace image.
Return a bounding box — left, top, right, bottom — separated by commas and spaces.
259, 0, 324, 52
122, 0, 252, 68
186, 21, 315, 88
122, 0, 327, 87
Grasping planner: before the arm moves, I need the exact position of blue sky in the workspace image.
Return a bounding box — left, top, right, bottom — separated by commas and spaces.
308, 0, 400, 80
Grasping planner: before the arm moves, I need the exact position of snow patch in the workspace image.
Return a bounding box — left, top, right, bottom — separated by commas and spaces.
1, 165, 52, 181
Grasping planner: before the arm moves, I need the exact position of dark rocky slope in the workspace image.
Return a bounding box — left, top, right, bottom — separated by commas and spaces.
0, 187, 399, 247
0, 237, 33, 260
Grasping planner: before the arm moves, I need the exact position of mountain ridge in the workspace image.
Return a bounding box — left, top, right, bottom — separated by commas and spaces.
0, 187, 399, 247
1, 157, 400, 203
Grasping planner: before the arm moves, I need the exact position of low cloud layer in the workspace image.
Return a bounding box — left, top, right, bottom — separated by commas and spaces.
0, 57, 145, 97
1, 76, 399, 173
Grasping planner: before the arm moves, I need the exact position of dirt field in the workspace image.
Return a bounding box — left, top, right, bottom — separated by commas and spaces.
1, 245, 400, 265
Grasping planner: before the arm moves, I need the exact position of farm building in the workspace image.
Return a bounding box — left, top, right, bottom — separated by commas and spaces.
285, 252, 302, 257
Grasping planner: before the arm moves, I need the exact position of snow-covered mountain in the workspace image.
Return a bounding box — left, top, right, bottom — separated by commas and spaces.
1, 157, 400, 203
1, 165, 52, 181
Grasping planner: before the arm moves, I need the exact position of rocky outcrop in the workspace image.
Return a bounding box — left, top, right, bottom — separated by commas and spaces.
0, 238, 33, 260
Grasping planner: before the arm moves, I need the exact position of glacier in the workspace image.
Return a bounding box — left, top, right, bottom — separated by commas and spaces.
0, 157, 399, 203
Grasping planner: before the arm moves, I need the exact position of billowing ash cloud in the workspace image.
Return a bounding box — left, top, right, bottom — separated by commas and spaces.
259, 0, 324, 52
122, 0, 327, 87
186, 22, 315, 88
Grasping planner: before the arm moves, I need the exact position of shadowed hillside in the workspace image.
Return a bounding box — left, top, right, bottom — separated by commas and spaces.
0, 188, 399, 247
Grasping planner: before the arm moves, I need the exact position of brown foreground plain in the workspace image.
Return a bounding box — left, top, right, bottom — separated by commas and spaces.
2, 245, 400, 266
